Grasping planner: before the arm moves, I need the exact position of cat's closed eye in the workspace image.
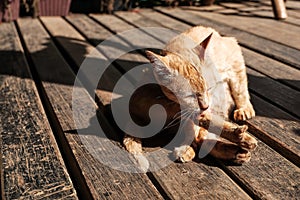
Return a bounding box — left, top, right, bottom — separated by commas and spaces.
185, 93, 196, 98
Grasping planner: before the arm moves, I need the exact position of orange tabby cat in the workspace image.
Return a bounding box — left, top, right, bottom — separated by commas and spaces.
124, 26, 257, 167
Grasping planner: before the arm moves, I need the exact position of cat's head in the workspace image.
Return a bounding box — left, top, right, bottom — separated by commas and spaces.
146, 33, 212, 116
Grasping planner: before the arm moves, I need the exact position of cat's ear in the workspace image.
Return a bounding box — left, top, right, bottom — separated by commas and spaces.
145, 50, 173, 82
194, 33, 213, 61
145, 50, 166, 64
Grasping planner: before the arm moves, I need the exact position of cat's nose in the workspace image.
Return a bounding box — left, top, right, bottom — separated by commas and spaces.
200, 104, 209, 111
198, 100, 209, 111
197, 96, 209, 111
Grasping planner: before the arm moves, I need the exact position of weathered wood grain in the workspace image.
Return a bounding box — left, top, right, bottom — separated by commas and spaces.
112, 10, 300, 199
1, 5, 299, 200
138, 9, 190, 31
41, 16, 127, 107
181, 7, 300, 49
66, 14, 149, 73
18, 17, 163, 200
152, 161, 251, 200
227, 1, 300, 27
221, 140, 300, 199
155, 7, 300, 70
219, 1, 299, 25
258, 0, 300, 19
242, 48, 300, 91
247, 67, 300, 118
0, 22, 77, 199
248, 94, 300, 167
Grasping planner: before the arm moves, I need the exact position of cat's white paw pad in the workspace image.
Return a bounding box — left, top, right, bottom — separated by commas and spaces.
234, 106, 255, 121
174, 145, 195, 162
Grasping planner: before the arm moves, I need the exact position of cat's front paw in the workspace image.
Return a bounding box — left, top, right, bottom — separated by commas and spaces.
233, 104, 255, 121
174, 145, 195, 162
133, 153, 149, 173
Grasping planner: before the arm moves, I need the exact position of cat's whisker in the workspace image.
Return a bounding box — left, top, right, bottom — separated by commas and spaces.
172, 109, 190, 121
162, 109, 190, 130
162, 109, 194, 131
162, 120, 180, 131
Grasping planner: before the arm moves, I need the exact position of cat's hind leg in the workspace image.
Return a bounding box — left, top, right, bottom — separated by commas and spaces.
220, 122, 257, 151
202, 139, 251, 164
194, 126, 251, 164
198, 114, 257, 150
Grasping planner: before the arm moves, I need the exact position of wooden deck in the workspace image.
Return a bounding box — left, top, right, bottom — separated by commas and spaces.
1, 0, 300, 199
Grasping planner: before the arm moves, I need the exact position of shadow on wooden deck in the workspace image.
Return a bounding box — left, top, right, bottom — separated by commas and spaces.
1, 3, 300, 198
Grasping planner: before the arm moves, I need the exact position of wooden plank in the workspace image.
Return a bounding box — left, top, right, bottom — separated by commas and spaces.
86, 13, 253, 199
219, 1, 299, 26
152, 161, 251, 200
259, 0, 300, 19
248, 2, 299, 25
65, 14, 149, 73
18, 17, 163, 199
138, 8, 300, 155
155, 7, 300, 70
42, 16, 127, 107
0, 23, 77, 199
182, 7, 300, 49
112, 10, 300, 199
185, 4, 300, 47
221, 140, 300, 199
242, 48, 300, 91
138, 9, 191, 31
286, 0, 300, 10
247, 67, 300, 118
248, 94, 300, 167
